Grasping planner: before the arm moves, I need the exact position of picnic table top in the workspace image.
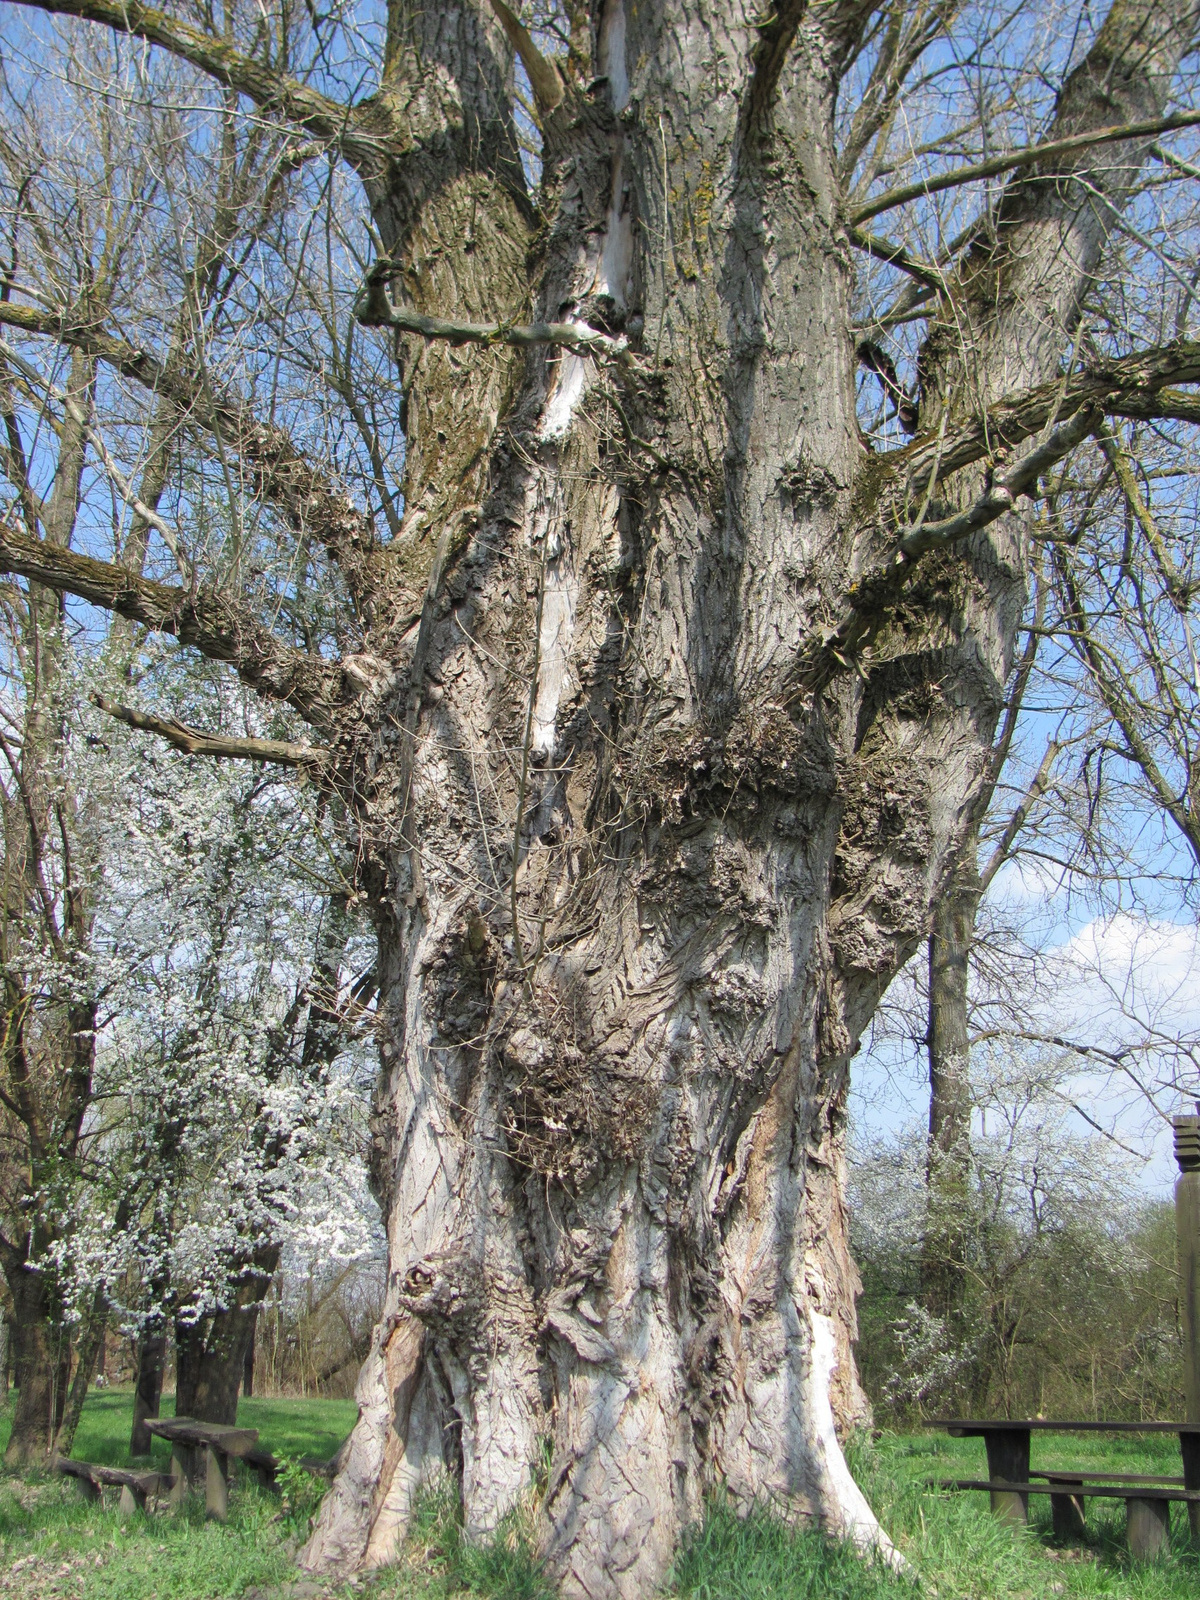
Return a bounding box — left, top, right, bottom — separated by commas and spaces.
928, 1418, 1200, 1434
144, 1417, 259, 1455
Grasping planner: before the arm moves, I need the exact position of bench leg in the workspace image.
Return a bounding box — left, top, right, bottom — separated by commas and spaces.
75, 1476, 101, 1505
984, 1431, 1030, 1526
205, 1447, 229, 1523
170, 1444, 198, 1505
1127, 1497, 1170, 1560
118, 1484, 148, 1521
1050, 1490, 1087, 1542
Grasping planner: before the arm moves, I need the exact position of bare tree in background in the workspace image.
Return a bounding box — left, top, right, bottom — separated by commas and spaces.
0, 40, 331, 1461
0, 0, 1196, 1588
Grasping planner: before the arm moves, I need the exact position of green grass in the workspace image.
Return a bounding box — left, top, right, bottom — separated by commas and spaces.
3, 1393, 1200, 1598
0, 1389, 358, 1599
849, 1427, 1200, 1600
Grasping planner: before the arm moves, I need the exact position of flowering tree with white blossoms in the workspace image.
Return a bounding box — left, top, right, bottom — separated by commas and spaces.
48, 662, 380, 1444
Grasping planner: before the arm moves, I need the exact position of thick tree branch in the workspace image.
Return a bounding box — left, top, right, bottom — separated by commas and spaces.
847, 225, 946, 289
0, 302, 377, 594
357, 269, 632, 363
1108, 387, 1200, 426
747, 0, 808, 120
799, 407, 1101, 688
4, 0, 396, 170
0, 524, 342, 724
897, 340, 1200, 501
486, 0, 563, 114
91, 694, 328, 767
899, 408, 1100, 559
852, 109, 1200, 224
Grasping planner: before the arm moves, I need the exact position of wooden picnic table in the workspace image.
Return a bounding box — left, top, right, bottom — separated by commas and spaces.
144, 1417, 260, 1522
927, 1419, 1200, 1551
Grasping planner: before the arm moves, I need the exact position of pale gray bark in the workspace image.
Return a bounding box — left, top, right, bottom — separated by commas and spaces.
304, 3, 1198, 1593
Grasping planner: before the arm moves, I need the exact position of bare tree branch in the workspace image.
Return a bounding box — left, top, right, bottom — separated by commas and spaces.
486, 0, 563, 115
357, 269, 632, 363
4, 0, 393, 170
900, 340, 1200, 500
852, 109, 1200, 224
800, 408, 1102, 687
1110, 388, 1200, 426
0, 336, 189, 579
0, 524, 342, 723
979, 738, 1062, 894
847, 225, 946, 289
0, 302, 377, 594
91, 693, 328, 767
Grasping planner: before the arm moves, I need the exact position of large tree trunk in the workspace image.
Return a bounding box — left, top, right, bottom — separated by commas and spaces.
296, 0, 1197, 1588
174, 1248, 279, 1425
0, 0, 1182, 1583
309, 3, 982, 1589
922, 845, 981, 1328
130, 1317, 168, 1455
4, 1263, 68, 1465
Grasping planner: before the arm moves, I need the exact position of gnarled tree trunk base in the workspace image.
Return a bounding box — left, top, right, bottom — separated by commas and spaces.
304, 1001, 901, 1597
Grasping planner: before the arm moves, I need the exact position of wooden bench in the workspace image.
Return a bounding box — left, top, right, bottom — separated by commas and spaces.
55, 1458, 174, 1519
1033, 1469, 1185, 1539
144, 1417, 260, 1522
927, 1418, 1200, 1541
241, 1444, 281, 1489
938, 1478, 1200, 1558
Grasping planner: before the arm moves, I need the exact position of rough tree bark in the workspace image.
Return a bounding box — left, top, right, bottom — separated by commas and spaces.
0, 0, 1197, 1588
301, 3, 1199, 1592
3, 1261, 69, 1465
130, 1317, 168, 1455
922, 838, 980, 1325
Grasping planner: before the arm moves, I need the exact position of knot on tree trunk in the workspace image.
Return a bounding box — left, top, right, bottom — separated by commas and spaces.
398, 1252, 485, 1337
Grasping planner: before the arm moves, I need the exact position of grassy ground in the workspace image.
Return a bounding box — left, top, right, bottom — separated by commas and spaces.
1, 1392, 1199, 1598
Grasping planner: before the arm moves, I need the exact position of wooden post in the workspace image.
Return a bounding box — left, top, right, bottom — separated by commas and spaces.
1174, 1113, 1200, 1539
1126, 1496, 1170, 1560
205, 1446, 230, 1522
983, 1429, 1030, 1525
1047, 1477, 1087, 1542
